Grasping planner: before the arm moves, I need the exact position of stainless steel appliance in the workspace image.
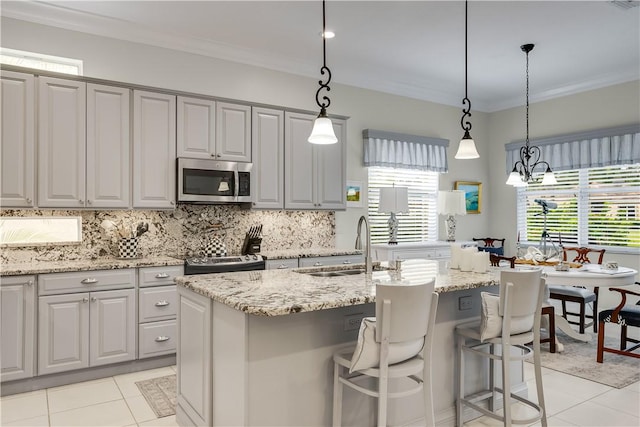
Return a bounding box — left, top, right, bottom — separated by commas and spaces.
184, 254, 265, 275
177, 158, 252, 204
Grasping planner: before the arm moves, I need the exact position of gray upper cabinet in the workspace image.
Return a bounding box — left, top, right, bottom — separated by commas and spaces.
1, 276, 36, 382
177, 96, 216, 159
215, 102, 251, 162
1, 71, 35, 208
251, 107, 284, 209
133, 90, 177, 209
37, 77, 130, 208
86, 83, 131, 208
37, 76, 86, 208
284, 112, 346, 210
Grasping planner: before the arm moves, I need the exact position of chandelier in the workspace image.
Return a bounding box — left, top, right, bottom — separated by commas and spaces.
506, 44, 557, 186
455, 0, 479, 159
308, 0, 338, 145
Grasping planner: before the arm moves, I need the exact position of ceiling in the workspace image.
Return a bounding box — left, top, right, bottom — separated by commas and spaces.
2, 1, 639, 112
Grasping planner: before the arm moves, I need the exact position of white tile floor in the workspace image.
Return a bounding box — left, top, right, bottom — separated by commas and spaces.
1, 363, 639, 426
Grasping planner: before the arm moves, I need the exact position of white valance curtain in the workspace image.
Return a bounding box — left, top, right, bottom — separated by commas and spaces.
363, 129, 449, 173
505, 124, 640, 174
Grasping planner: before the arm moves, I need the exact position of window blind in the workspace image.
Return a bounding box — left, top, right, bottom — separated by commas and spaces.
517, 164, 640, 251
368, 167, 439, 244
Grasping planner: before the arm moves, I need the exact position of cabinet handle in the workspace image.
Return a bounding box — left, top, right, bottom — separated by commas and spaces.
81, 278, 98, 284
342, 260, 352, 264
79, 199, 84, 204
87, 200, 92, 205
83, 297, 89, 303
277, 264, 289, 269
91, 297, 97, 302
155, 273, 170, 279
216, 154, 221, 158
313, 262, 323, 266
26, 198, 32, 203
27, 280, 34, 286
155, 300, 170, 307
211, 153, 216, 157
155, 336, 171, 342
170, 201, 175, 205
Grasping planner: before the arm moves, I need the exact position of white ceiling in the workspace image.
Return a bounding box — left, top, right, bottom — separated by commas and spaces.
2, 0, 639, 112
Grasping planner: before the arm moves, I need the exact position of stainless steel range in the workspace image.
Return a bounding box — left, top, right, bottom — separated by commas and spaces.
184, 254, 265, 275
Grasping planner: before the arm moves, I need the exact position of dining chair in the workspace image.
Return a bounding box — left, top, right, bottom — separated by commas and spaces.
455, 269, 547, 427
332, 280, 439, 427
473, 238, 506, 256
596, 283, 640, 363
548, 246, 605, 333
489, 254, 516, 268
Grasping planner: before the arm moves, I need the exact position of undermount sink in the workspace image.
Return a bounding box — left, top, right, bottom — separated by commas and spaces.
305, 269, 365, 278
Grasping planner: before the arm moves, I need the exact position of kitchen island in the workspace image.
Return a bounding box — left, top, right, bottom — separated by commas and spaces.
175, 260, 509, 426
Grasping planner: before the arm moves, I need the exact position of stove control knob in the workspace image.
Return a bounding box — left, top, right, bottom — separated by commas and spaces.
252, 254, 258, 260
244, 255, 250, 260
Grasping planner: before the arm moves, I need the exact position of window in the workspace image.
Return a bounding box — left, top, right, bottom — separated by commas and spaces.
517, 164, 640, 252
0, 48, 83, 75
367, 167, 439, 244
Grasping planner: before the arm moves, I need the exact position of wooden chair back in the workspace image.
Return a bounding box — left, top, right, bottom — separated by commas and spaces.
490, 254, 516, 268
375, 280, 436, 344
473, 238, 506, 248
562, 246, 605, 264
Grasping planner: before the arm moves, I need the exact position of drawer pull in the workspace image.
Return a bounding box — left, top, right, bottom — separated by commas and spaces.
81, 278, 98, 284
155, 336, 171, 342
155, 300, 170, 307
155, 273, 170, 279
342, 260, 352, 264
313, 262, 323, 266
277, 264, 289, 269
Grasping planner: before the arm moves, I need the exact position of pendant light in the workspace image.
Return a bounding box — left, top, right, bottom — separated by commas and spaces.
455, 0, 479, 159
308, 0, 338, 145
506, 44, 557, 186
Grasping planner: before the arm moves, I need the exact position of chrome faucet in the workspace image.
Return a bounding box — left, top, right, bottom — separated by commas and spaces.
355, 215, 372, 274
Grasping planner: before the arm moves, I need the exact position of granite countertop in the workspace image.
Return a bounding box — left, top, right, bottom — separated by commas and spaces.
260, 248, 363, 260
175, 259, 500, 317
0, 256, 184, 276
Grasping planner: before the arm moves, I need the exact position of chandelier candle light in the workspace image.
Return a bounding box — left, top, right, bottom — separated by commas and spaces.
308, 0, 338, 145
506, 44, 557, 186
378, 187, 409, 245
437, 190, 467, 242
455, 0, 479, 159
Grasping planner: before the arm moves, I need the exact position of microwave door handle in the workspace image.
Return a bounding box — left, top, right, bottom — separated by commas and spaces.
234, 169, 240, 201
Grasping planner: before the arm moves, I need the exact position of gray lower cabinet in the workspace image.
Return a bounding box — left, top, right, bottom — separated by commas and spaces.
1, 276, 36, 382
38, 269, 136, 376
265, 258, 298, 270
137, 266, 183, 359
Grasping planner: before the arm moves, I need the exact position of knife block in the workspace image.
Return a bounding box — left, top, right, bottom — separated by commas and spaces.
241, 234, 262, 255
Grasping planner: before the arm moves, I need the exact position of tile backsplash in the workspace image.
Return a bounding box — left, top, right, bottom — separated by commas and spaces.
1, 205, 335, 263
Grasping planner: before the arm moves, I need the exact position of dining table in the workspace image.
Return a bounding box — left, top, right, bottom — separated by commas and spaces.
540, 263, 638, 344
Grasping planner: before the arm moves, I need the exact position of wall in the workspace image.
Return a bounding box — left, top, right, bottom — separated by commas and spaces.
0, 17, 489, 250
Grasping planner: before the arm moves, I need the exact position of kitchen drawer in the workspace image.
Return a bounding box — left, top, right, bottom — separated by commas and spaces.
391, 249, 436, 261
265, 258, 299, 270
299, 254, 364, 268
435, 248, 451, 258
39, 269, 135, 296
138, 319, 176, 358
138, 265, 183, 288
139, 285, 177, 323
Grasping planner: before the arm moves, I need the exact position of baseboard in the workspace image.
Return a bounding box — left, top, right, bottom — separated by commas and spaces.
0, 354, 175, 396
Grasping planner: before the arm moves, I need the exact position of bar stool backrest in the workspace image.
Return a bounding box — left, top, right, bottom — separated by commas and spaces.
499, 269, 543, 319
375, 280, 436, 344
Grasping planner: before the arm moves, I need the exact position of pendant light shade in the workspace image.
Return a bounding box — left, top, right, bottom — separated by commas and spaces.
308, 109, 337, 144
455, 0, 479, 160
308, 0, 337, 145
506, 43, 557, 186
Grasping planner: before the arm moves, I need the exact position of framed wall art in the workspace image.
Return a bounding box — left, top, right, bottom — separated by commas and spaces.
346, 181, 363, 207
454, 181, 482, 214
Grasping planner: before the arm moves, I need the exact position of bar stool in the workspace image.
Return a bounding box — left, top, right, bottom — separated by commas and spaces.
455, 269, 547, 427
332, 280, 439, 427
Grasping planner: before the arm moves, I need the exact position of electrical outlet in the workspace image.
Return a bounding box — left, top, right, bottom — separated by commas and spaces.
459, 296, 473, 311
344, 313, 364, 331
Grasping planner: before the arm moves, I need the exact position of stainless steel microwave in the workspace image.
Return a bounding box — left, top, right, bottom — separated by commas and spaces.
177, 158, 252, 204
